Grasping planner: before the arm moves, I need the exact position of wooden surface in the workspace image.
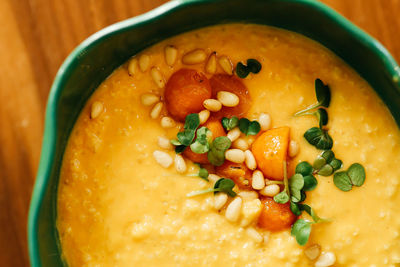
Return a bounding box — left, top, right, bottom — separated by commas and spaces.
0, 0, 399, 266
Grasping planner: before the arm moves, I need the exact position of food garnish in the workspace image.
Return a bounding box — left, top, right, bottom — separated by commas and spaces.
207, 136, 232, 166
187, 178, 237, 197
221, 116, 239, 131
235, 59, 262, 78
304, 127, 333, 150
333, 163, 366, 191
294, 78, 331, 116
238, 118, 261, 136
190, 127, 212, 154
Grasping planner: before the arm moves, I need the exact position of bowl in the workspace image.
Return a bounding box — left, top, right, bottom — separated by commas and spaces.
28, 0, 400, 266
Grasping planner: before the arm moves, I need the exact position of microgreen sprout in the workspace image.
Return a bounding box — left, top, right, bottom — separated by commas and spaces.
207, 136, 232, 166
190, 127, 212, 154
235, 59, 262, 78
273, 161, 290, 204
313, 150, 343, 176
238, 118, 261, 136
333, 163, 365, 191
221, 116, 239, 131
187, 178, 236, 197
304, 127, 333, 150
187, 165, 209, 181
171, 113, 200, 153
294, 79, 331, 116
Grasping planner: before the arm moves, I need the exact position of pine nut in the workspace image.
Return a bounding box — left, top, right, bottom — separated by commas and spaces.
289, 140, 300, 158
315, 252, 336, 267
232, 138, 249, 151
205, 52, 217, 74
213, 193, 228, 210
153, 150, 173, 168
174, 154, 187, 173
208, 174, 220, 184
139, 54, 150, 72
244, 150, 256, 171
90, 101, 103, 119
151, 67, 165, 88
164, 45, 178, 66
141, 93, 159, 106
198, 110, 210, 124
225, 197, 242, 222
246, 227, 263, 243
150, 102, 163, 119
227, 127, 241, 142
203, 99, 222, 112
182, 49, 207, 65
305, 244, 321, 260
218, 55, 233, 75
128, 58, 138, 76
259, 113, 271, 131
260, 184, 280, 197
225, 149, 245, 163
252, 170, 265, 190
238, 190, 258, 200
217, 91, 239, 107
158, 136, 173, 150
161, 116, 176, 128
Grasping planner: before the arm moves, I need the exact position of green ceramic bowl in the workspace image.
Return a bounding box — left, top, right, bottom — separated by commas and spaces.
28, 0, 400, 266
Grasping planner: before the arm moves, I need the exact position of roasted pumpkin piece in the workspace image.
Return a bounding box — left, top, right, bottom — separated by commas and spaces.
165, 68, 212, 121
258, 196, 297, 231
251, 127, 290, 180
215, 161, 253, 190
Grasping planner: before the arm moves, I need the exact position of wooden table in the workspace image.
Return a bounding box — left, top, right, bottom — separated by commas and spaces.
0, 0, 399, 266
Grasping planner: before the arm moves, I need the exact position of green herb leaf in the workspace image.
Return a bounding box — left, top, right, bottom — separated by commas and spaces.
303, 175, 318, 191
207, 136, 232, 166
175, 145, 186, 154
247, 59, 262, 74
214, 178, 237, 197
316, 108, 328, 128
304, 127, 333, 150
291, 219, 312, 246
295, 162, 313, 176
289, 174, 305, 190
330, 159, 343, 171
170, 139, 181, 146
184, 113, 201, 131
235, 62, 250, 78
318, 164, 333, 176
239, 118, 261, 136
294, 79, 331, 116
198, 167, 209, 181
313, 156, 326, 170
176, 114, 200, 146
321, 150, 335, 163
221, 116, 239, 131
177, 130, 195, 146
333, 171, 353, 191
347, 163, 366, 186
273, 191, 290, 204
290, 201, 302, 216
315, 78, 331, 108
190, 127, 212, 154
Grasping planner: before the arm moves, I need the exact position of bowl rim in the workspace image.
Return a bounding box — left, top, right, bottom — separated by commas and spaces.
27, 0, 400, 266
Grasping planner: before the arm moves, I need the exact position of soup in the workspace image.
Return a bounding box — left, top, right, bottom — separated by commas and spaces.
57, 24, 400, 266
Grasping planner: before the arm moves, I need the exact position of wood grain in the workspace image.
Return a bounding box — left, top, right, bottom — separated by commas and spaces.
0, 0, 398, 266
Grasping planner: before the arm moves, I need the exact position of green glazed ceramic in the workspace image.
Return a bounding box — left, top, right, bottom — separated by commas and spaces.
28, 0, 400, 266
